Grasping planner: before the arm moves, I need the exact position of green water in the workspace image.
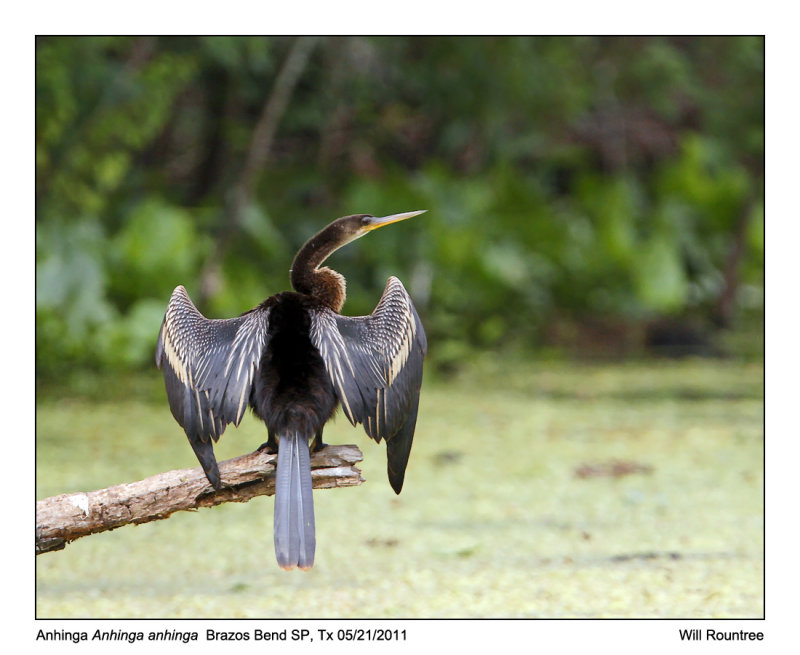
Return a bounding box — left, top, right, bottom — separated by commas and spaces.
36, 357, 763, 618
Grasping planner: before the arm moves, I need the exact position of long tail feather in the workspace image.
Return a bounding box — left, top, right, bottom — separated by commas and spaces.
274, 433, 315, 570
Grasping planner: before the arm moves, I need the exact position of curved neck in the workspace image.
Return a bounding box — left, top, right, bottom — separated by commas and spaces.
290, 228, 347, 312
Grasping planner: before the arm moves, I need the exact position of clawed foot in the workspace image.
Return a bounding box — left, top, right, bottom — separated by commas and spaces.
257, 435, 327, 455
257, 439, 278, 455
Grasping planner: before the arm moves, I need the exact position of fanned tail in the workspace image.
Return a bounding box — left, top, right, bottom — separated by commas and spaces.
273, 432, 315, 570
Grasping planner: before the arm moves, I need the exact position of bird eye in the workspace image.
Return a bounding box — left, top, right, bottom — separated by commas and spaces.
361, 215, 371, 225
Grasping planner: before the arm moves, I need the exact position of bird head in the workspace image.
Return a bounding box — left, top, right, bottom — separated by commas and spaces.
291, 210, 427, 306
332, 210, 427, 246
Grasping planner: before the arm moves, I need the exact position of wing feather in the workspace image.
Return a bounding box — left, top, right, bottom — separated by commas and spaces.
310, 277, 426, 492
156, 285, 270, 487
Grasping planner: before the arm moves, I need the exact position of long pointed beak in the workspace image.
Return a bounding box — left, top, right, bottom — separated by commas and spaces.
364, 210, 427, 231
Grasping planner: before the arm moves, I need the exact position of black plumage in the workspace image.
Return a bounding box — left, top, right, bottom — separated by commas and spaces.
156, 211, 427, 570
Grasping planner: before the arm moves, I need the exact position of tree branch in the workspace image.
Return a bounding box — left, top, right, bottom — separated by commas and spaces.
713, 196, 755, 328
36, 443, 363, 555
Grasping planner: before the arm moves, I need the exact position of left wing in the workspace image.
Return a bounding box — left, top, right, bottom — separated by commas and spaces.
156, 285, 270, 488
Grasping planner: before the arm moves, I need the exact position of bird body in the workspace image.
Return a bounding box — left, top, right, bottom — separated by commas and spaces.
251, 292, 338, 441
156, 211, 426, 570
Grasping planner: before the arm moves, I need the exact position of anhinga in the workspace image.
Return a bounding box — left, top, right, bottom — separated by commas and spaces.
155, 211, 427, 570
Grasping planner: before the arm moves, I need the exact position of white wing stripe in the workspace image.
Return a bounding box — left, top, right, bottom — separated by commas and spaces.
158, 285, 270, 438
310, 277, 423, 441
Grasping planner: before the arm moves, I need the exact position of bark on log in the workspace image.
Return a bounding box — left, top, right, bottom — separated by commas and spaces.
36, 444, 363, 555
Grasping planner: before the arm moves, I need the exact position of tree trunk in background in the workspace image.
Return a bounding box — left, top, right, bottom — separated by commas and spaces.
199, 36, 320, 305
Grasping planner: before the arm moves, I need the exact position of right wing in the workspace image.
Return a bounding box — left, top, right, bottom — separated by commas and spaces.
310, 276, 426, 493
155, 285, 270, 488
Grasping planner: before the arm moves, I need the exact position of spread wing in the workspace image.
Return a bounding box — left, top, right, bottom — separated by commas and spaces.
155, 285, 270, 488
310, 276, 426, 493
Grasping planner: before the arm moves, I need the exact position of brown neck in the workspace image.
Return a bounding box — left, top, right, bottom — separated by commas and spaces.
290, 227, 347, 312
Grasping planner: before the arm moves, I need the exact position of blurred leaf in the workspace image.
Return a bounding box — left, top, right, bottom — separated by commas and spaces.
36, 220, 113, 332
240, 203, 286, 257
633, 233, 688, 313
96, 298, 166, 367
109, 198, 210, 307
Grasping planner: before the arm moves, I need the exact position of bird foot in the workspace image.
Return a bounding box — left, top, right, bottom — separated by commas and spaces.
257, 440, 279, 455
257, 437, 326, 454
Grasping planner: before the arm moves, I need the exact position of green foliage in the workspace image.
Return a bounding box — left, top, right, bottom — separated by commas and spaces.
109, 198, 210, 307
35, 36, 764, 377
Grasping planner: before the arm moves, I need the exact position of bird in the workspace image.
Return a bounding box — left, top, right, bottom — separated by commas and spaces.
155, 211, 427, 570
